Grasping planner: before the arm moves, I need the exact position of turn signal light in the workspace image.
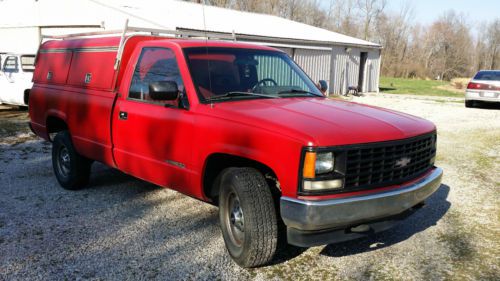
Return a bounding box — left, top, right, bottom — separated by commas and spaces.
303, 151, 316, 179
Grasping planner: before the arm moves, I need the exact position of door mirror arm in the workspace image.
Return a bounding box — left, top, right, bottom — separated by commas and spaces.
177, 90, 190, 110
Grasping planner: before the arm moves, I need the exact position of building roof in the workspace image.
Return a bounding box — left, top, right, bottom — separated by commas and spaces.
0, 0, 381, 49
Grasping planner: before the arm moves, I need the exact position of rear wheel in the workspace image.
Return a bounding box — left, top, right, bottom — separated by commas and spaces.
465, 100, 475, 108
52, 131, 91, 190
219, 168, 278, 268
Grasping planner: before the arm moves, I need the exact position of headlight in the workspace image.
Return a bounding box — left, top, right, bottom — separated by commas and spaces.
303, 151, 335, 179
302, 150, 343, 192
315, 152, 334, 175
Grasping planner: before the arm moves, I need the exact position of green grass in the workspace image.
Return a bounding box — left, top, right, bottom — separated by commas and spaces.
380, 77, 464, 98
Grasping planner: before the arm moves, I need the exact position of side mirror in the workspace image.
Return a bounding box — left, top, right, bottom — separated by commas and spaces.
149, 81, 179, 101
318, 80, 328, 93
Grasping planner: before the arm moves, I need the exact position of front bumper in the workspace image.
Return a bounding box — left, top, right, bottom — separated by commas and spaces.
280, 167, 443, 246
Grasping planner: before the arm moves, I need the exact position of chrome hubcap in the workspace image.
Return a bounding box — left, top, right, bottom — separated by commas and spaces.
230, 201, 244, 232
57, 147, 71, 177
226, 192, 245, 246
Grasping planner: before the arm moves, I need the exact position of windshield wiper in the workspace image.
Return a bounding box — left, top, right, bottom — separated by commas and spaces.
277, 89, 321, 97
206, 92, 279, 102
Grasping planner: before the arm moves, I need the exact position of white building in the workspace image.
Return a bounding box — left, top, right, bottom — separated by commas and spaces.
0, 0, 382, 95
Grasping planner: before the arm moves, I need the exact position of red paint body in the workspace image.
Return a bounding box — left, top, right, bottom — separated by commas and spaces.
29, 36, 436, 201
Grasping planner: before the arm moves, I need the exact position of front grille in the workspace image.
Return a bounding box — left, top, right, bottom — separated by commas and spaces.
343, 133, 436, 191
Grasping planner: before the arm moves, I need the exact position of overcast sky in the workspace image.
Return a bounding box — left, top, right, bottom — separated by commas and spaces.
321, 0, 499, 26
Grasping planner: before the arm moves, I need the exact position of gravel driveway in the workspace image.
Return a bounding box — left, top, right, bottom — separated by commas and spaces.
0, 96, 499, 281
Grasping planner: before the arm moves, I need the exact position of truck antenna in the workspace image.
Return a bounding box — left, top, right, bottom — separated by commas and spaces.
201, 0, 213, 106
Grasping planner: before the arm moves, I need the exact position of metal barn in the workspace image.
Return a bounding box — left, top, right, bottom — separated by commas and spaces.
0, 0, 382, 95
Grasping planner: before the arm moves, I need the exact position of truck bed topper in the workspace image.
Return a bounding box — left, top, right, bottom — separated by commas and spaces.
39, 19, 236, 70
35, 20, 238, 91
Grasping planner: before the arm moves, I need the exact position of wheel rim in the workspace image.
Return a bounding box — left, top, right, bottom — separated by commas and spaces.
225, 191, 245, 247
57, 146, 71, 177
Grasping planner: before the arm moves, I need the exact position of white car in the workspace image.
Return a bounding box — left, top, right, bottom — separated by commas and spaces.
0, 53, 35, 107
465, 70, 500, 108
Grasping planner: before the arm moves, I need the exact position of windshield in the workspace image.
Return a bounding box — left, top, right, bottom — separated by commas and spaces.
184, 47, 324, 102
473, 71, 500, 81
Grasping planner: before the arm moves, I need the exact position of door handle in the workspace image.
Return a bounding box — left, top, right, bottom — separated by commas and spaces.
119, 111, 128, 120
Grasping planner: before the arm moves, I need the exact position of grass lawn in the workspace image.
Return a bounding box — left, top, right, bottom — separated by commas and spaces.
380, 77, 465, 98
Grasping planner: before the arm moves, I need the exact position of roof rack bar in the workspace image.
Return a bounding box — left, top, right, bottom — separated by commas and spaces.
114, 19, 129, 70
39, 18, 238, 72
41, 24, 236, 41
41, 29, 123, 40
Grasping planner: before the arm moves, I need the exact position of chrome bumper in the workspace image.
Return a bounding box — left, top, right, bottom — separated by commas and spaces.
465, 90, 500, 102
281, 167, 443, 231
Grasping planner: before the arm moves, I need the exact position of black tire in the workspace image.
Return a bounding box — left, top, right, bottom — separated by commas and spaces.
465, 100, 475, 108
218, 168, 278, 268
52, 131, 91, 190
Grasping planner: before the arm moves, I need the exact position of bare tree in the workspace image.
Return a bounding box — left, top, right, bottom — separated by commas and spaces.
357, 0, 386, 40
487, 19, 500, 69
326, 0, 360, 37
423, 11, 473, 80
205, 0, 232, 7
375, 1, 414, 77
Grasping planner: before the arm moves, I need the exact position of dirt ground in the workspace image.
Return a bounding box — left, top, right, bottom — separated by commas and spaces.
0, 96, 499, 280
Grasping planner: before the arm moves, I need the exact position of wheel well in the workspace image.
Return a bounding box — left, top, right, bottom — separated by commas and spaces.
46, 116, 68, 140
203, 154, 281, 204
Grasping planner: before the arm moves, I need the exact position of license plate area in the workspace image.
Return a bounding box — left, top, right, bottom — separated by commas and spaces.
482, 92, 497, 98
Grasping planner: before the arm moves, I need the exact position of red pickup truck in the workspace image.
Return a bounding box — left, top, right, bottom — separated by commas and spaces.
29, 32, 443, 267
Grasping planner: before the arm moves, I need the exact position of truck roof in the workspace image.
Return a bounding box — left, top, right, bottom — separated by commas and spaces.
39, 36, 281, 52
164, 39, 281, 51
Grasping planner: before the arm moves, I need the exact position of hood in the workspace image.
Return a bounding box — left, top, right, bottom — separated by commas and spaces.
209, 97, 436, 146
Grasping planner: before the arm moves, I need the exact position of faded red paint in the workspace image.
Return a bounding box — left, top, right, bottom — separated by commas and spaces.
29, 36, 436, 201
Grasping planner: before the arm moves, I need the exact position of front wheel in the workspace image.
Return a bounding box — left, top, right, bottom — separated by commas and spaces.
219, 168, 278, 268
52, 131, 91, 190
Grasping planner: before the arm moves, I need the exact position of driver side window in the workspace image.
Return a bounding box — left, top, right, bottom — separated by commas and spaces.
129, 47, 184, 107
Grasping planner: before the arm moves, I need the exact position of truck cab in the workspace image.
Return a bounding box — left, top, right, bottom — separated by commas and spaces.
29, 28, 443, 268
0, 53, 35, 107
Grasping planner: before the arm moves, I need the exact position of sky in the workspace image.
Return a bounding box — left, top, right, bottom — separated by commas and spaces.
322, 0, 499, 26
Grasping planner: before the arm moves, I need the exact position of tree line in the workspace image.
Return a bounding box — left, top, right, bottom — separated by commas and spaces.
188, 0, 500, 80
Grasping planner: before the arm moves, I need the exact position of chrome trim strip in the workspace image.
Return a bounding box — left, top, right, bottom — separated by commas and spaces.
38, 49, 71, 54
39, 47, 118, 54
166, 160, 186, 169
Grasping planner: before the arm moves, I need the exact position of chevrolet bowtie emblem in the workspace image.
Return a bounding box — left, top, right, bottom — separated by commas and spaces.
395, 157, 411, 168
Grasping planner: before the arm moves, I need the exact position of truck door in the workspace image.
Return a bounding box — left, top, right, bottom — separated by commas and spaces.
0, 55, 19, 104
112, 47, 195, 194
